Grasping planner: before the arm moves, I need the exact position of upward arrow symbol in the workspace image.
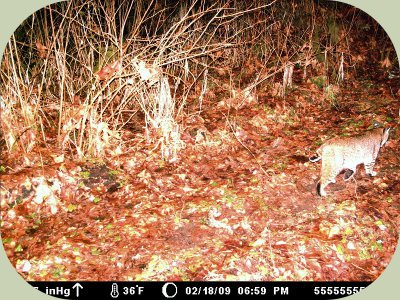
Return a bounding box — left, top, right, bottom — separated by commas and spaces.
72, 283, 83, 297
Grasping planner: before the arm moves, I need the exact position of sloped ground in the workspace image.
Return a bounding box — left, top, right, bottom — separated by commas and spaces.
1, 68, 399, 281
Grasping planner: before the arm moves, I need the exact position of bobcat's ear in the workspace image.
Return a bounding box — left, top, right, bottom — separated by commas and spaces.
381, 128, 390, 147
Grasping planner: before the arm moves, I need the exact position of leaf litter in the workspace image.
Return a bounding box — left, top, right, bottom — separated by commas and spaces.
1, 74, 399, 282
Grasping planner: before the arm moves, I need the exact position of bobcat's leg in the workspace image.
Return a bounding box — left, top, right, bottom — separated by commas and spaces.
364, 160, 377, 176
343, 168, 356, 181
317, 158, 337, 196
317, 182, 328, 197
318, 171, 336, 197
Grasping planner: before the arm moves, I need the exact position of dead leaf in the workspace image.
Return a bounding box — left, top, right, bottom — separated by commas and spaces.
95, 60, 122, 81
35, 40, 48, 59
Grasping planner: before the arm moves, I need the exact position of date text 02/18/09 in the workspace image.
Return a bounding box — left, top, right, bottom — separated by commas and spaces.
184, 286, 289, 296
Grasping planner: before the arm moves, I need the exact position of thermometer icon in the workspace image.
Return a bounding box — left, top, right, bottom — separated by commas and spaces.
110, 283, 119, 298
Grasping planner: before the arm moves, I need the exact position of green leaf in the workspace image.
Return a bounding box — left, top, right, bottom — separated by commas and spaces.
344, 227, 353, 235
91, 247, 101, 255
108, 170, 119, 177
336, 244, 344, 255
2, 237, 12, 244
67, 204, 77, 212
80, 171, 90, 179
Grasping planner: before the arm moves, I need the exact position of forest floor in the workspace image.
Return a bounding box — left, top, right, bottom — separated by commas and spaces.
1, 65, 400, 281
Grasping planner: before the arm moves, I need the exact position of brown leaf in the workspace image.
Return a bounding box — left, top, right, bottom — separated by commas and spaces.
35, 40, 48, 59
95, 60, 122, 81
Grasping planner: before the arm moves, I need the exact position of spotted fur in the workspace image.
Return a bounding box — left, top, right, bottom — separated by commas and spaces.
310, 127, 390, 196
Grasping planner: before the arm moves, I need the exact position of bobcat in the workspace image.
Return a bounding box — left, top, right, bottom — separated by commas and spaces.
310, 127, 390, 197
